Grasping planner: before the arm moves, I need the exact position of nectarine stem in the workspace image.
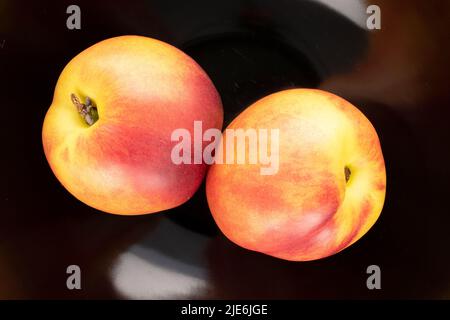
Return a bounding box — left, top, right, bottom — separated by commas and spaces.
71, 93, 99, 126
345, 166, 351, 183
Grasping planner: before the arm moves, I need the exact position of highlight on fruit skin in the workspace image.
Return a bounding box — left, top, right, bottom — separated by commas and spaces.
42, 35, 223, 215
206, 89, 386, 261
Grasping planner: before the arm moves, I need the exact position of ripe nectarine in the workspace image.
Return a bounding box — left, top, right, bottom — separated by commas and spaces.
206, 89, 386, 261
42, 36, 223, 215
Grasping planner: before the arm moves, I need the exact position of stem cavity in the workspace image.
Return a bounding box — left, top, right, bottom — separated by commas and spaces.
71, 93, 99, 126
345, 166, 351, 183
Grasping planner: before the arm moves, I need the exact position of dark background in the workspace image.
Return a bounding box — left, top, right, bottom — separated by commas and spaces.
1, 0, 449, 299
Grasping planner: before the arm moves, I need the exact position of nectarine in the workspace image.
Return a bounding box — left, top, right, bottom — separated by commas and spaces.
206, 89, 386, 261
42, 35, 223, 215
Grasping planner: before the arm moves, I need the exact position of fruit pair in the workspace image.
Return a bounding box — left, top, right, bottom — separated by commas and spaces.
42, 36, 386, 261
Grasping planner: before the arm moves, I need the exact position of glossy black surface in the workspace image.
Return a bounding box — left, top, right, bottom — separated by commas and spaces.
1, 0, 449, 299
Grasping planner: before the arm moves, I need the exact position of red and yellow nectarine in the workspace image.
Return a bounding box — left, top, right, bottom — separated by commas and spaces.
206, 89, 386, 261
42, 35, 223, 215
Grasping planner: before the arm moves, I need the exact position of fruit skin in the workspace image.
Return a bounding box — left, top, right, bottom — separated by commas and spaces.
42, 35, 223, 215
206, 89, 386, 261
